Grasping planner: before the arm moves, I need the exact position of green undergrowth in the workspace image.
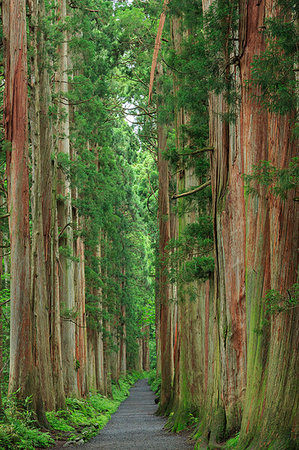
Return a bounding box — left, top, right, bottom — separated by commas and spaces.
225, 432, 240, 448
148, 369, 161, 399
0, 371, 145, 449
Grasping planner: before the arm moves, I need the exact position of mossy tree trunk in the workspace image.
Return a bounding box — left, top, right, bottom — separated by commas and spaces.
237, 1, 298, 447
195, 0, 298, 447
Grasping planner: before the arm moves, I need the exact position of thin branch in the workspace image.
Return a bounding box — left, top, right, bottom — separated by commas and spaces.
0, 299, 10, 308
178, 147, 214, 156
59, 222, 72, 238
148, 0, 169, 104
0, 360, 9, 375
59, 96, 95, 106
148, 173, 158, 201
147, 193, 154, 215
69, 1, 99, 13
61, 317, 87, 328
172, 180, 211, 199
142, 141, 158, 158
0, 214, 9, 220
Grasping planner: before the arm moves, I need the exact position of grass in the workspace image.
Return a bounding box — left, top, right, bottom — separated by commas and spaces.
0, 371, 146, 449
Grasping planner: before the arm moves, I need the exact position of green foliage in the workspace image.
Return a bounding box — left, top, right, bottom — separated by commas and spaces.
255, 283, 298, 334
148, 370, 161, 398
0, 394, 55, 449
183, 256, 215, 283
166, 215, 214, 286
225, 432, 240, 449
248, 0, 298, 116
45, 371, 145, 445
0, 281, 10, 393
265, 283, 299, 316
243, 157, 299, 199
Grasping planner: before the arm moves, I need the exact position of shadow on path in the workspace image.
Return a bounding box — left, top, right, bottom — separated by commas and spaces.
67, 378, 194, 449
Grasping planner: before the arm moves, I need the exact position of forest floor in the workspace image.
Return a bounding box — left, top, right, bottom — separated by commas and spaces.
58, 379, 194, 449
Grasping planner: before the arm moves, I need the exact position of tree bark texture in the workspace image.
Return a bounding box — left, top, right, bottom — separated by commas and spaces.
29, 0, 56, 417
3, 0, 33, 404
238, 1, 298, 447
56, 0, 77, 396
74, 215, 88, 396
193, 0, 299, 447
157, 64, 174, 413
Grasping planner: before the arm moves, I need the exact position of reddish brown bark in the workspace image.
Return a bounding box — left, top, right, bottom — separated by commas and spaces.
191, 0, 298, 447
237, 1, 298, 447
3, 0, 33, 403
74, 223, 88, 396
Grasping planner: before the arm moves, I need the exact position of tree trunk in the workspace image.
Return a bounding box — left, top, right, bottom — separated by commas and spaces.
157, 63, 174, 413
238, 1, 298, 447
29, 0, 56, 417
196, 0, 298, 447
3, 0, 34, 408
0, 231, 3, 413
74, 215, 88, 396
119, 303, 127, 376
56, 0, 77, 396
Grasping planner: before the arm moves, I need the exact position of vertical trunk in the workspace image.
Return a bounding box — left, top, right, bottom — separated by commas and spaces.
168, 15, 214, 433
137, 338, 143, 371
50, 150, 65, 407
103, 311, 112, 395
29, 0, 56, 417
110, 315, 119, 382
74, 215, 88, 396
155, 265, 161, 376
196, 0, 298, 447
3, 0, 33, 404
0, 231, 3, 412
102, 236, 112, 395
95, 232, 105, 392
238, 1, 298, 447
157, 63, 174, 412
56, 0, 77, 396
119, 303, 127, 376
39, 1, 65, 409
143, 326, 150, 372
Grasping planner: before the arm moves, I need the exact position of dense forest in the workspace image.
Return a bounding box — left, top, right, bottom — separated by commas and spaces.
0, 0, 298, 448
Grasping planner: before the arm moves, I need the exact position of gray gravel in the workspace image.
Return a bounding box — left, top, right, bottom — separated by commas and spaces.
70, 378, 194, 449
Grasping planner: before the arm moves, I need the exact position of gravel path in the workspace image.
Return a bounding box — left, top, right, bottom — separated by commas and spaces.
70, 378, 194, 449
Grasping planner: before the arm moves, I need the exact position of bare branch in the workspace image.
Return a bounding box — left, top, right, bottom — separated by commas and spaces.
178, 147, 214, 156
148, 0, 169, 104
148, 173, 158, 201
172, 180, 211, 199
59, 222, 72, 238
0, 299, 10, 308
59, 95, 95, 106
61, 316, 87, 328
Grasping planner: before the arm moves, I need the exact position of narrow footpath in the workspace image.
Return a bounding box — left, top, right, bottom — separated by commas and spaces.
70, 379, 194, 449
